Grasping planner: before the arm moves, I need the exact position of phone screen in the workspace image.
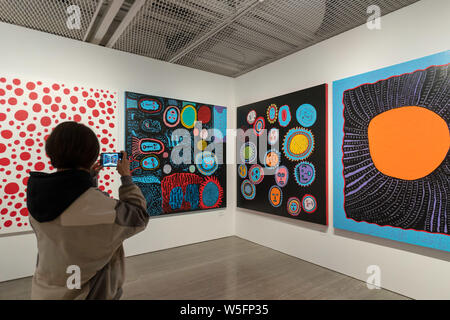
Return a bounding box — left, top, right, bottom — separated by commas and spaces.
101, 153, 122, 167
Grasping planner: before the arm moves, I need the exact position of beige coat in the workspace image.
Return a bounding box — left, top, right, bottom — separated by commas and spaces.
29, 176, 149, 299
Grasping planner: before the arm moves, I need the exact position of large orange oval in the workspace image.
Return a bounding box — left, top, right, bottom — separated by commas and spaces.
368, 106, 449, 180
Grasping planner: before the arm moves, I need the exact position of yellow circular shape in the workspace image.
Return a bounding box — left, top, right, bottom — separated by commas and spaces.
180, 105, 197, 129
197, 140, 207, 151
289, 134, 309, 155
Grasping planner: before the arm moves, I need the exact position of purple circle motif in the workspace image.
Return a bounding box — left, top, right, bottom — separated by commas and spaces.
274, 165, 289, 187
294, 161, 315, 187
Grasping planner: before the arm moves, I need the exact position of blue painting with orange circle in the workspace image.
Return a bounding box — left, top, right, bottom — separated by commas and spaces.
333, 51, 449, 252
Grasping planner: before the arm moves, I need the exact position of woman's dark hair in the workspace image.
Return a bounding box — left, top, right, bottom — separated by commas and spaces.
45, 121, 99, 169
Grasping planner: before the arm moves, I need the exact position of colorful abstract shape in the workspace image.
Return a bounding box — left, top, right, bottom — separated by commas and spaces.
294, 161, 315, 187
268, 185, 282, 208
296, 103, 317, 127
278, 105, 291, 127
282, 127, 314, 161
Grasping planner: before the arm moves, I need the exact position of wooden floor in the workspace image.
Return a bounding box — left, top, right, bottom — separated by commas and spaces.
0, 236, 408, 300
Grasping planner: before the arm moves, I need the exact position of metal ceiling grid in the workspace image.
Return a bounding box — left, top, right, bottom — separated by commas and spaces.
0, 0, 420, 77
0, 0, 101, 41
172, 0, 420, 77
112, 0, 255, 61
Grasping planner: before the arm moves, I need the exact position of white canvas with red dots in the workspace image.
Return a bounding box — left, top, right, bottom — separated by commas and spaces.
0, 76, 119, 235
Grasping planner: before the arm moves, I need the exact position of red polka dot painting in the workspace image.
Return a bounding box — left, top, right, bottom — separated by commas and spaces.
0, 76, 119, 234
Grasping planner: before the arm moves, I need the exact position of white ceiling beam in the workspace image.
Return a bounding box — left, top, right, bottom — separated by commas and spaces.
168, 0, 265, 63
90, 0, 125, 45
83, 0, 105, 42
106, 0, 147, 48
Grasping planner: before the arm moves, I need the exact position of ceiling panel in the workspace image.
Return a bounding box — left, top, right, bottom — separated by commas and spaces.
0, 0, 101, 41
0, 0, 420, 77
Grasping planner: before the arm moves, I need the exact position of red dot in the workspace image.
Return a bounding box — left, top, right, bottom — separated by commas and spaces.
14, 88, 24, 96
1, 208, 7, 215
4, 183, 19, 194
27, 123, 36, 132
22, 177, 29, 186
1, 130, 12, 139
33, 103, 42, 112
92, 110, 99, 117
74, 115, 81, 122
29, 92, 38, 100
79, 107, 86, 114
25, 139, 34, 146
0, 88, 5, 96
20, 208, 29, 216
0, 158, 10, 166
70, 96, 78, 104
82, 91, 88, 98
52, 84, 60, 91
64, 88, 70, 95
41, 117, 51, 127
107, 108, 114, 115
87, 99, 96, 108
4, 220, 12, 228
51, 104, 59, 112
26, 82, 36, 90
34, 162, 45, 171
0, 113, 6, 121
20, 152, 31, 161
42, 95, 52, 105
14, 110, 28, 121
101, 138, 108, 145
0, 144, 6, 153
109, 123, 115, 128
13, 79, 21, 85
60, 113, 67, 119
8, 97, 17, 105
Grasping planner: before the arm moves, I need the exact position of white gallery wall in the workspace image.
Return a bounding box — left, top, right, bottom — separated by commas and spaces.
0, 0, 448, 300
233, 0, 450, 300
0, 21, 235, 282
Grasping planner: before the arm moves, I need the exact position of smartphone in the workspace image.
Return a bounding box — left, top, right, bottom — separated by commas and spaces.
100, 152, 123, 167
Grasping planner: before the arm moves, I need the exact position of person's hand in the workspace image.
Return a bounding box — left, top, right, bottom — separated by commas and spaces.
90, 161, 103, 177
117, 151, 131, 177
